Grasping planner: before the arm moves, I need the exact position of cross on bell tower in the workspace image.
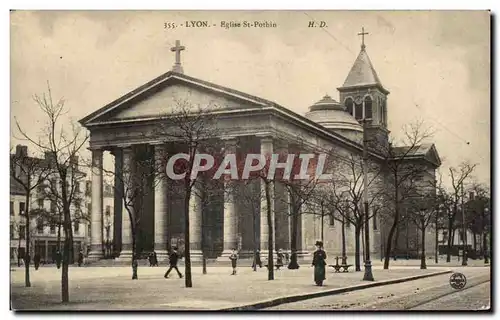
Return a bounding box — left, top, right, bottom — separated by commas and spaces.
358, 27, 369, 50
171, 40, 185, 74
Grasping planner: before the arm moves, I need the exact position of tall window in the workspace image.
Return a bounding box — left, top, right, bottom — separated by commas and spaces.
75, 182, 80, 193
19, 225, 26, 240
37, 218, 44, 233
50, 200, 56, 213
50, 224, 56, 234
364, 96, 373, 119
74, 221, 80, 233
10, 201, 14, 215
85, 181, 92, 196
329, 212, 335, 226
382, 98, 387, 125
37, 198, 44, 209
105, 205, 111, 216
19, 202, 25, 215
345, 98, 354, 116
10, 225, 14, 239
346, 209, 351, 228
355, 103, 363, 120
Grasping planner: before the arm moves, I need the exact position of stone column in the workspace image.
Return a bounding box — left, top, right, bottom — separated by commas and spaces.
117, 147, 134, 260
219, 138, 238, 259
154, 144, 168, 261
111, 148, 123, 255
260, 137, 275, 256
88, 149, 103, 260
274, 141, 290, 252
189, 183, 203, 261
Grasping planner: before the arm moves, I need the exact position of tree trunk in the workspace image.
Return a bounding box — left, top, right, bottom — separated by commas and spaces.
354, 227, 361, 271
341, 216, 346, 260
483, 231, 489, 264
184, 188, 193, 287
24, 192, 31, 287
17, 228, 22, 267
287, 204, 299, 269
473, 232, 477, 253
131, 225, 138, 280
61, 203, 73, 303
384, 213, 399, 269
420, 225, 426, 269
446, 218, 453, 262
320, 209, 324, 244
265, 181, 274, 281
435, 217, 439, 264
253, 208, 258, 272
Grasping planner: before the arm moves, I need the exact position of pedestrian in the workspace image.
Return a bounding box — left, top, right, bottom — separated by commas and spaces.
229, 248, 238, 275
78, 250, 84, 267
252, 249, 262, 269
312, 240, 327, 286
55, 250, 62, 269
276, 249, 284, 269
164, 247, 183, 279
34, 252, 41, 270
153, 251, 159, 267
148, 252, 154, 267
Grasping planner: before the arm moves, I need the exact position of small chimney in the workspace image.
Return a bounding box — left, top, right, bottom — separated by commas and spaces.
15, 145, 28, 157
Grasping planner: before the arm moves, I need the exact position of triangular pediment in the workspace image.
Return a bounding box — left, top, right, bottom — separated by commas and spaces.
80, 72, 274, 126
424, 144, 442, 167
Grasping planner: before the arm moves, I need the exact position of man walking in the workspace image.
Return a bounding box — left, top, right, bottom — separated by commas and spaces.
229, 248, 238, 275
33, 252, 41, 270
164, 247, 183, 279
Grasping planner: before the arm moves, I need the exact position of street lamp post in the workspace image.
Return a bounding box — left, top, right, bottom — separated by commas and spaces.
341, 191, 349, 265
483, 207, 489, 264
362, 119, 374, 281
461, 182, 467, 266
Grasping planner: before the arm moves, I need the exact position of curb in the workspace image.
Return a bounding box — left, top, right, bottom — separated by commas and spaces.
218, 269, 453, 311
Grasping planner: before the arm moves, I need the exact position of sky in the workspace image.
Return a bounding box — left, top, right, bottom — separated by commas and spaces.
10, 10, 491, 188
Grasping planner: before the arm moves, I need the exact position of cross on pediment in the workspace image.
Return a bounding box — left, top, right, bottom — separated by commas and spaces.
171, 40, 185, 73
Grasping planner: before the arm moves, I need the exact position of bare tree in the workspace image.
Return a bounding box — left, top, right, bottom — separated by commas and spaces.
97, 147, 156, 279
445, 162, 477, 262
149, 99, 224, 288
231, 179, 262, 271
15, 83, 88, 303
312, 150, 384, 272
10, 148, 53, 286
406, 193, 437, 269
377, 120, 435, 270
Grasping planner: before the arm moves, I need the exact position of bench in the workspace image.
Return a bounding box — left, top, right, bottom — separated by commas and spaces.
264, 263, 284, 270
329, 256, 352, 273
329, 264, 352, 272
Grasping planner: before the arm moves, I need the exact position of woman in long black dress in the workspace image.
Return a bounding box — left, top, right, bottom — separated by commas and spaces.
312, 241, 327, 286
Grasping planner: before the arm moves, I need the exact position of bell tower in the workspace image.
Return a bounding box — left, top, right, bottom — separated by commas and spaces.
337, 27, 390, 150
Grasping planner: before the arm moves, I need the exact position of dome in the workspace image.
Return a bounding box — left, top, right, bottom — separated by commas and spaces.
305, 95, 363, 143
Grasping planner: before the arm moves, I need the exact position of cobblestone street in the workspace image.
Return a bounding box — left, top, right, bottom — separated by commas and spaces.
264, 266, 490, 310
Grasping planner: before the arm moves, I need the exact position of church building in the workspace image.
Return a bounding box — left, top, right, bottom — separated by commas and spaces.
79, 32, 441, 263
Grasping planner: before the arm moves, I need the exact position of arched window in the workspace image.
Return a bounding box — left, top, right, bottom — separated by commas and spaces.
345, 98, 353, 116
355, 102, 363, 120
364, 96, 373, 119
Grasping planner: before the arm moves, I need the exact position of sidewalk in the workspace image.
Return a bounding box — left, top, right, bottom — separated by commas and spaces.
11, 265, 452, 310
